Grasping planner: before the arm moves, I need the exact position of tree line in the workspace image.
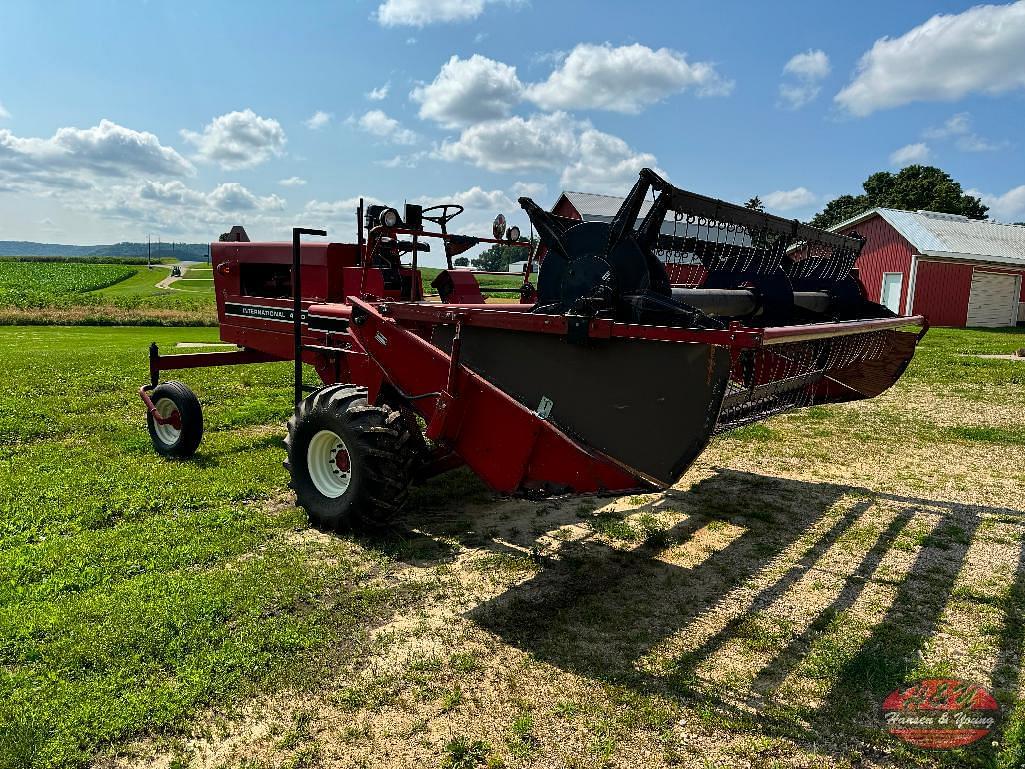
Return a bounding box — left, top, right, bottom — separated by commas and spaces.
746, 165, 990, 229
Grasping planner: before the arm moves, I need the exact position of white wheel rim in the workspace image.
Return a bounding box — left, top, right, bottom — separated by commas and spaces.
307, 429, 352, 498
153, 398, 182, 445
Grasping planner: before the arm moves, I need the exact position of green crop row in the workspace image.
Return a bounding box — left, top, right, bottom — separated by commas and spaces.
0, 262, 136, 307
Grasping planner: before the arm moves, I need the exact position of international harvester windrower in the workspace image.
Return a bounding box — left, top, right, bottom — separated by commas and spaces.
140, 169, 926, 527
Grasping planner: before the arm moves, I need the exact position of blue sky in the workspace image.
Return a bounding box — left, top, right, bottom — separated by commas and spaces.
1, 0, 1024, 266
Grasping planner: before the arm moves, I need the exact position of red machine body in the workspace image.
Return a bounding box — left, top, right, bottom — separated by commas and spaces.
143, 177, 927, 506
165, 234, 643, 493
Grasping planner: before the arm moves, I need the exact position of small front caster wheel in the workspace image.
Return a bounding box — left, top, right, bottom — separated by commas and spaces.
147, 381, 203, 458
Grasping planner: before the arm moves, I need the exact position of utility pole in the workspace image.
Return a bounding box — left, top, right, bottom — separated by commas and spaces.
147, 235, 151, 269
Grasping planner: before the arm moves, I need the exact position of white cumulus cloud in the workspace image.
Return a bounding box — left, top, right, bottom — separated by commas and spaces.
181, 109, 286, 170
761, 187, 817, 212
560, 129, 659, 193
304, 111, 333, 130
890, 142, 931, 166
0, 119, 193, 191
412, 55, 523, 127
969, 185, 1025, 221
304, 197, 385, 228
511, 181, 547, 199
836, 2, 1025, 116
777, 84, 820, 110
956, 134, 1005, 152
416, 186, 515, 211
377, 152, 428, 169
438, 112, 658, 195
413, 45, 729, 127
778, 49, 830, 109
783, 49, 831, 80
279, 176, 306, 187
208, 182, 285, 212
138, 180, 284, 212
139, 180, 208, 207
923, 112, 972, 139
90, 179, 291, 238
526, 43, 732, 113
367, 83, 390, 101
0, 120, 300, 238
352, 110, 418, 145
375, 0, 518, 27
438, 112, 579, 173
923, 112, 1005, 152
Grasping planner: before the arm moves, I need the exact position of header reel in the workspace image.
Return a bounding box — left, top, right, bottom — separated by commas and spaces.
517, 168, 886, 328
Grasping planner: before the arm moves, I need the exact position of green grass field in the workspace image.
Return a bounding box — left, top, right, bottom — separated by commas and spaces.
0, 327, 410, 769
3, 240, 1019, 769
419, 266, 526, 298
0, 261, 216, 325
0, 261, 525, 328
90, 263, 216, 316
1, 323, 1023, 769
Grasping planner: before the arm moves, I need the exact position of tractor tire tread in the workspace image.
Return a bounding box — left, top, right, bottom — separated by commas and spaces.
286, 384, 420, 530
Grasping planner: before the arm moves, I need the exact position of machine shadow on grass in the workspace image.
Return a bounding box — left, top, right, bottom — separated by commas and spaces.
377, 467, 1024, 766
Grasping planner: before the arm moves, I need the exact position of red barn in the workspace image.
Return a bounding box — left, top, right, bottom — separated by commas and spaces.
833, 208, 1025, 328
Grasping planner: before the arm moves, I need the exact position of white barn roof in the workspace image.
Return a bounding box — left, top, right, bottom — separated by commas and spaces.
833, 208, 1025, 267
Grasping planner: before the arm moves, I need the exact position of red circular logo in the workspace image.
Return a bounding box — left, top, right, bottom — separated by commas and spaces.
881, 679, 1000, 749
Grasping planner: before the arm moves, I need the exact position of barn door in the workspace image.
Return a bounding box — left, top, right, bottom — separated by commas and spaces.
880, 273, 903, 314
967, 271, 1018, 328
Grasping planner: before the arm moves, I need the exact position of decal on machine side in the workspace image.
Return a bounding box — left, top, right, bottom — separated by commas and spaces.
224, 303, 351, 333
536, 396, 554, 420
224, 303, 307, 324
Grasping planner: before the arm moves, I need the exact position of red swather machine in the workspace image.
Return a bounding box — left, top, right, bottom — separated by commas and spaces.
141, 169, 926, 528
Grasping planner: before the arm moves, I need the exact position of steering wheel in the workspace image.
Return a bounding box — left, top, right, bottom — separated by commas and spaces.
421, 204, 464, 228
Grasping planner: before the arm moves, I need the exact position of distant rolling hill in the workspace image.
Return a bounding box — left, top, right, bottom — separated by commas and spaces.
0, 241, 210, 259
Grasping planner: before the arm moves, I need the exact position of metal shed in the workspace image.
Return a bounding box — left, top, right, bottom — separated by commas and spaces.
832, 208, 1025, 328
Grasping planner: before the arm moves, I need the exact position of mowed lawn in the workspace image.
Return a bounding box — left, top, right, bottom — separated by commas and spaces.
91, 264, 215, 305
0, 324, 1023, 769
0, 327, 408, 769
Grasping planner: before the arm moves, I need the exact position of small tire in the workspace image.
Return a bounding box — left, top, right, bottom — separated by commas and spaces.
147, 381, 203, 458
286, 384, 418, 530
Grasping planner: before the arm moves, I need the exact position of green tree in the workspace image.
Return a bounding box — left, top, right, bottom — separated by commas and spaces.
810, 165, 988, 229
453, 256, 470, 267
471, 239, 532, 271
745, 196, 764, 211
810, 194, 870, 229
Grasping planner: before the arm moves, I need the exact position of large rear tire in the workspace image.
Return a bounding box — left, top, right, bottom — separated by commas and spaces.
147, 381, 203, 458
285, 384, 418, 529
